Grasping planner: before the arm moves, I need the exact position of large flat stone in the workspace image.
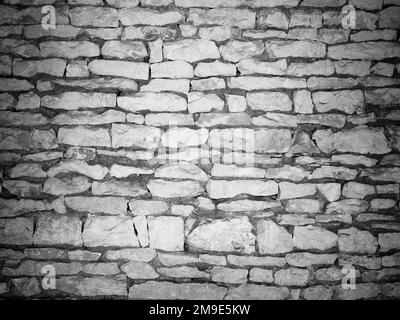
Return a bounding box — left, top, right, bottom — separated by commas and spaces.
226, 284, 289, 300
119, 8, 184, 26
89, 60, 149, 80
257, 220, 293, 254
313, 126, 391, 155
83, 216, 139, 247
207, 180, 278, 199
33, 215, 82, 246
129, 281, 227, 300
188, 8, 255, 29
40, 41, 100, 59
147, 179, 204, 198
118, 93, 186, 112
0, 218, 33, 245
111, 124, 162, 149
328, 42, 400, 60
148, 216, 184, 251
188, 217, 255, 254
57, 276, 127, 297
163, 39, 220, 63
293, 226, 338, 251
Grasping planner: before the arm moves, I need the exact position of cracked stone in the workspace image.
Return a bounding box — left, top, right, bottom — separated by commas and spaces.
257, 220, 293, 254
188, 217, 255, 254
83, 216, 139, 247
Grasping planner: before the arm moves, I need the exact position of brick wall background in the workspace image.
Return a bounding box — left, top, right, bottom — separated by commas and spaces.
0, 0, 399, 300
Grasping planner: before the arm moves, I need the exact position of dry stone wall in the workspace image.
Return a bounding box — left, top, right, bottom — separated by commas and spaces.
0, 0, 400, 300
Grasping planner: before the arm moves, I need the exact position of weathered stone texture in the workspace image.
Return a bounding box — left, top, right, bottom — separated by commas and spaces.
0, 0, 398, 301
83, 216, 140, 247
188, 217, 255, 254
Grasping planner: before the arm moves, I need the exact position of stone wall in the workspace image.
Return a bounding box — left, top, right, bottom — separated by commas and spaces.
0, 0, 400, 300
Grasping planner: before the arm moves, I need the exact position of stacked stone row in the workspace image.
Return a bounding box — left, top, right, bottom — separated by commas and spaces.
0, 0, 399, 299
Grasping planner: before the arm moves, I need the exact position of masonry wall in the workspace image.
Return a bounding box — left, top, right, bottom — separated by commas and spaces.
0, 0, 399, 300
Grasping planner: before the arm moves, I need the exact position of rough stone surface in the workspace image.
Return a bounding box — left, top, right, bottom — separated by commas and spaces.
220, 40, 264, 62
12, 277, 41, 297
286, 253, 337, 267
83, 216, 139, 248
188, 217, 255, 254
0, 218, 33, 245
226, 284, 289, 300
0, 0, 398, 301
247, 92, 292, 112
147, 180, 204, 198
188, 8, 255, 29
338, 228, 378, 254
34, 215, 82, 246
313, 90, 364, 114
207, 180, 278, 199
379, 233, 400, 252
266, 40, 326, 58
111, 124, 162, 149
120, 8, 184, 26
89, 60, 149, 80
148, 216, 184, 251
293, 226, 338, 251
66, 197, 127, 215
274, 268, 309, 287
129, 281, 227, 300
211, 267, 247, 284
163, 40, 220, 63
57, 276, 127, 297
257, 220, 293, 254
40, 41, 100, 59
313, 126, 391, 155
122, 262, 158, 279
